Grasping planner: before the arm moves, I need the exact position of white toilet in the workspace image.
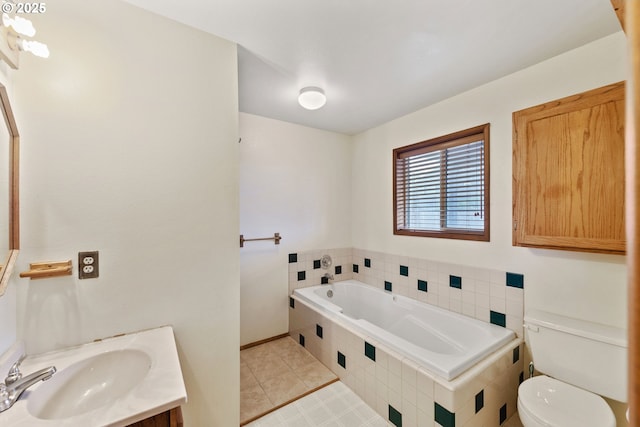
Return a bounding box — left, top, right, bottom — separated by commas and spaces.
518, 310, 627, 427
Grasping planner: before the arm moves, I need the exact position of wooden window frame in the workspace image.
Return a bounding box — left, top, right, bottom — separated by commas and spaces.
393, 124, 490, 241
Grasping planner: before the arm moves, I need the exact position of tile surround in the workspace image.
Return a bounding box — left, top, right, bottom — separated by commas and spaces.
288, 248, 353, 292
288, 247, 524, 339
288, 247, 526, 426
290, 295, 524, 426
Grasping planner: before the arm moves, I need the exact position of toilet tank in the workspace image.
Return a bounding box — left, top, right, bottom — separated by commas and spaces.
524, 309, 627, 402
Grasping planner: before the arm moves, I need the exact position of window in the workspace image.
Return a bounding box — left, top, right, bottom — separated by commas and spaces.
393, 124, 490, 241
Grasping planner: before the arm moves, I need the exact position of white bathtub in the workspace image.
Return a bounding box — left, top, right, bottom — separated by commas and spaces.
293, 279, 515, 380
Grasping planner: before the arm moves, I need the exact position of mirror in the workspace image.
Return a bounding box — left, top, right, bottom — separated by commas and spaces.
0, 83, 19, 296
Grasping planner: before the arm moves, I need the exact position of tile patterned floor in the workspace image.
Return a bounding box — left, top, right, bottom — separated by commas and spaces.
245, 381, 392, 427
240, 336, 338, 425
241, 336, 525, 427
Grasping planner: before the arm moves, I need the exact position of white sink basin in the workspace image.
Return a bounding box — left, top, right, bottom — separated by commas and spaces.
0, 326, 187, 427
27, 349, 152, 420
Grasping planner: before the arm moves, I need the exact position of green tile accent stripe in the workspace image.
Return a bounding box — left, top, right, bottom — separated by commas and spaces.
449, 275, 462, 289
297, 271, 306, 281
335, 265, 342, 274
490, 310, 506, 327
389, 405, 402, 427
288, 253, 297, 263
313, 259, 321, 269
506, 272, 524, 289
400, 265, 409, 276
385, 281, 393, 291
499, 403, 507, 424
353, 264, 359, 273
418, 279, 428, 292
337, 351, 346, 369
365, 341, 376, 361
475, 390, 484, 414
365, 258, 371, 268
513, 346, 520, 364
316, 324, 323, 339
289, 297, 295, 308
435, 402, 455, 427
299, 334, 305, 347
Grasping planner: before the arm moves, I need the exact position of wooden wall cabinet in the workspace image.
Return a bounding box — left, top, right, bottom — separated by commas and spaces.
512, 81, 626, 254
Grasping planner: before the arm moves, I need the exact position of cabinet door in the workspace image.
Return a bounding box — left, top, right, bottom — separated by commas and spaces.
512, 81, 625, 254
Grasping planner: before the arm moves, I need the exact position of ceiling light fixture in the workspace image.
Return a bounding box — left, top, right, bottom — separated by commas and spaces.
2, 13, 35, 37
298, 87, 326, 110
15, 39, 49, 58
0, 11, 49, 68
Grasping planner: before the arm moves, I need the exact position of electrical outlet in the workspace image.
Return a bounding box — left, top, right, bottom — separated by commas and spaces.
78, 251, 99, 279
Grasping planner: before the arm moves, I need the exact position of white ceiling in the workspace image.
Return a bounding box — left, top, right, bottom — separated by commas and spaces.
122, 0, 621, 135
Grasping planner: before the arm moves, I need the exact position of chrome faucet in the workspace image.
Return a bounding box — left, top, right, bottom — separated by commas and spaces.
322, 273, 334, 283
0, 354, 56, 412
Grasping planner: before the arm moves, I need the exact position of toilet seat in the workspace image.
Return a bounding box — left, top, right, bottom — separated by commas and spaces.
518, 375, 615, 427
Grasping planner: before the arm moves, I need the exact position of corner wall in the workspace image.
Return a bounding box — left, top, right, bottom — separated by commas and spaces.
12, 1, 239, 425
239, 113, 352, 345
351, 32, 628, 329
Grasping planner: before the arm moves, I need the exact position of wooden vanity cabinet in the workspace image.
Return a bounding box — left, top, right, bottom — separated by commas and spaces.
512, 81, 626, 254
126, 406, 184, 427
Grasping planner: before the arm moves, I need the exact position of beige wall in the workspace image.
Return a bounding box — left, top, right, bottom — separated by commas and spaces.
239, 113, 352, 345
10, 1, 239, 425
239, 33, 629, 349
351, 32, 628, 329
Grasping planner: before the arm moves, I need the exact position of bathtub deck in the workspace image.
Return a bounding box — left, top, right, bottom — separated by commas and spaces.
240, 336, 338, 425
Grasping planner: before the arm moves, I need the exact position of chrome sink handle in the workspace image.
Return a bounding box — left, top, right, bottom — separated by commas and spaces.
5, 354, 26, 385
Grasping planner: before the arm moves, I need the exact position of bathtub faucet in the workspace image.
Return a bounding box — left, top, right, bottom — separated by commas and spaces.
0, 354, 56, 413
322, 273, 334, 283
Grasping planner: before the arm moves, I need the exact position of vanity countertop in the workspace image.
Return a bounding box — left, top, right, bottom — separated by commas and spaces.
0, 326, 187, 426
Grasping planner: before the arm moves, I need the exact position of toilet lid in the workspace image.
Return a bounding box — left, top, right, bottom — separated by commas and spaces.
518, 376, 615, 427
